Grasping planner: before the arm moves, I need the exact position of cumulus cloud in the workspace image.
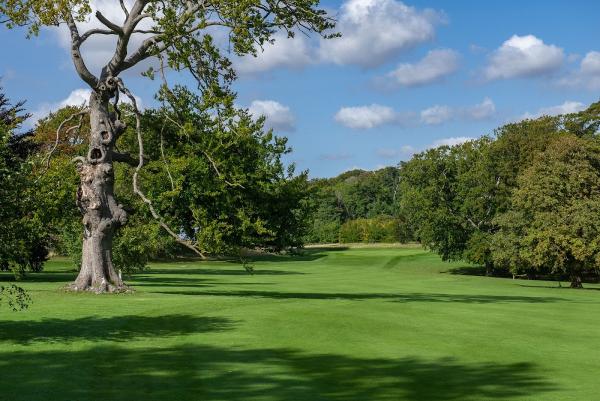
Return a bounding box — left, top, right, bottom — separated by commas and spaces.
30, 88, 142, 125
235, 0, 444, 73
334, 104, 403, 129
465, 97, 496, 120
420, 98, 495, 125
431, 136, 475, 148
336, 98, 496, 129
385, 49, 459, 87
484, 35, 564, 80
557, 51, 600, 90
520, 101, 586, 120
248, 100, 295, 132
420, 105, 453, 125
318, 0, 442, 68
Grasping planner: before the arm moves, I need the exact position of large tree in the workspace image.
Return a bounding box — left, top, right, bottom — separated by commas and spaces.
0, 1, 335, 292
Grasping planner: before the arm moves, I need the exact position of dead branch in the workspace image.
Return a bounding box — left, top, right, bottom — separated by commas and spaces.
41, 108, 89, 169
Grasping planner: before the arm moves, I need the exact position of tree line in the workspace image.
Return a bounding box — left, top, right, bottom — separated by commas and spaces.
305, 102, 600, 288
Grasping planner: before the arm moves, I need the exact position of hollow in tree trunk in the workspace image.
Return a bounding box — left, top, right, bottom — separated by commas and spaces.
68, 81, 129, 293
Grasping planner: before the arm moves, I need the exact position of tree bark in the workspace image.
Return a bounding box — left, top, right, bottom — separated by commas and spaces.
68, 84, 129, 293
570, 274, 583, 289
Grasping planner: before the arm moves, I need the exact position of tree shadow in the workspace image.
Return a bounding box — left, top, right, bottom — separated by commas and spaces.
444, 266, 489, 276
146, 268, 305, 276
0, 271, 75, 283
0, 314, 234, 344
518, 284, 600, 291
0, 344, 557, 401
154, 290, 563, 304
381, 253, 428, 269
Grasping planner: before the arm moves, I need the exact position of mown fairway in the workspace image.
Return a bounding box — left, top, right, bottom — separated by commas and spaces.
1, 246, 599, 401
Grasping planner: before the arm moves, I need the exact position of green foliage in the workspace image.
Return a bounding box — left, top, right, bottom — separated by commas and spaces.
0, 89, 48, 277
0, 284, 31, 311
305, 167, 405, 243
339, 216, 407, 244
493, 135, 600, 286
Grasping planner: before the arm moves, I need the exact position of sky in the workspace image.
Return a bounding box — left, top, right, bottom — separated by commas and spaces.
1, 0, 600, 178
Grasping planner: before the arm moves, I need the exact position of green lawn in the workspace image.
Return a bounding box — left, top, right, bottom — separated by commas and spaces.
1, 246, 599, 401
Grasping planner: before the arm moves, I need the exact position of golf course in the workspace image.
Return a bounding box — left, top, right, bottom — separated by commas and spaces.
1, 245, 598, 401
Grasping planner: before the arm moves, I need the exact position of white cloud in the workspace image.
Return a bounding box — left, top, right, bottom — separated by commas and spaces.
337, 98, 495, 129
421, 98, 496, 125
420, 105, 453, 125
484, 35, 564, 80
319, 0, 442, 68
234, 32, 314, 74
248, 100, 295, 132
520, 101, 586, 120
581, 51, 600, 74
465, 97, 496, 120
334, 104, 400, 129
30, 88, 142, 125
431, 136, 475, 148
557, 51, 600, 90
385, 49, 459, 87
235, 0, 444, 73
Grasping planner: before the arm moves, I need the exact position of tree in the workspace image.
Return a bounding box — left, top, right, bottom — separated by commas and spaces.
493, 135, 600, 288
1, 1, 335, 292
0, 89, 35, 310
0, 88, 47, 276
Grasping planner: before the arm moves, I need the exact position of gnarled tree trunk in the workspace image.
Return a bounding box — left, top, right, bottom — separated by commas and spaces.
69, 82, 129, 293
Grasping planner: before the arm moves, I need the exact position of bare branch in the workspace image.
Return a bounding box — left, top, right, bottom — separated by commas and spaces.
42, 109, 89, 169
64, 11, 98, 87
80, 28, 118, 44
117, 78, 206, 259
119, 0, 130, 18
112, 152, 138, 166
95, 11, 123, 34
104, 0, 151, 77
159, 121, 175, 191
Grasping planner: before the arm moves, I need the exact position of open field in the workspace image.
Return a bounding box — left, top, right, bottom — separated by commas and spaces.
1, 246, 599, 401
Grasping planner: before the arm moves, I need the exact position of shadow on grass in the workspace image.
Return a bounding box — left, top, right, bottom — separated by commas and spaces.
0, 314, 234, 344
443, 266, 489, 276
154, 290, 563, 304
0, 344, 556, 401
146, 268, 305, 276
381, 253, 428, 269
0, 272, 75, 283
518, 284, 600, 291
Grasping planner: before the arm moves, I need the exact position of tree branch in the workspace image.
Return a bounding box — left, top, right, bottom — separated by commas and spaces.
65, 11, 98, 88
80, 28, 118, 44
112, 151, 138, 166
119, 0, 130, 18
42, 109, 89, 169
95, 11, 123, 34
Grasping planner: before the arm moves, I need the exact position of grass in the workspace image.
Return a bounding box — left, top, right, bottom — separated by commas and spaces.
1, 246, 599, 401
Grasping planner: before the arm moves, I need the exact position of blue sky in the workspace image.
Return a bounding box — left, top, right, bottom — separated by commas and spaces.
1, 0, 600, 177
